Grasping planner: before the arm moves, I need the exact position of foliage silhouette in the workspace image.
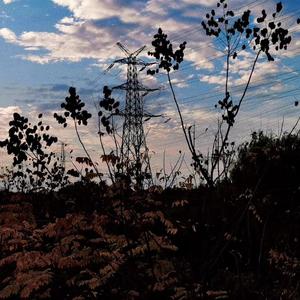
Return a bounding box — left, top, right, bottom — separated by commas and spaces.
99, 85, 120, 135
0, 113, 67, 191
54, 87, 92, 127
148, 28, 213, 187
201, 0, 292, 184
0, 136, 299, 298
97, 85, 122, 184
54, 87, 102, 182
148, 1, 294, 187
231, 131, 300, 191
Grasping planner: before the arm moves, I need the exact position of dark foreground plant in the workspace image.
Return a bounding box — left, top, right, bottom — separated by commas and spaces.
0, 112, 67, 191
54, 87, 103, 182
148, 1, 294, 187
201, 0, 292, 184
0, 136, 299, 299
148, 28, 213, 187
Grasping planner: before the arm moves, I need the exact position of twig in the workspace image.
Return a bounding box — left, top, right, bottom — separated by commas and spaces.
74, 119, 103, 182
167, 72, 213, 187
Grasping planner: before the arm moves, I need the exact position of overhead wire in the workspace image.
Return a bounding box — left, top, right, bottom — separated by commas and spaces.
84, 0, 300, 156
145, 66, 300, 112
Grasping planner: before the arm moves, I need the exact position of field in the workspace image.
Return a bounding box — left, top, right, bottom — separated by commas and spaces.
0, 133, 299, 299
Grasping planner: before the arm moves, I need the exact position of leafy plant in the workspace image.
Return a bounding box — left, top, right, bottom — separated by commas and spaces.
0, 112, 67, 191
148, 28, 213, 187
54, 87, 102, 182
148, 1, 294, 187
97, 85, 122, 184
202, 0, 292, 184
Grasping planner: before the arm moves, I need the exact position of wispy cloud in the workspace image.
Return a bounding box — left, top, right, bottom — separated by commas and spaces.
0, 0, 217, 67
2, 0, 15, 4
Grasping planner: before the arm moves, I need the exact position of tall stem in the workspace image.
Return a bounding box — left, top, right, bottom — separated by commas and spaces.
235, 51, 261, 114
167, 72, 192, 153
98, 118, 115, 184
167, 72, 213, 187
74, 119, 103, 182
211, 51, 261, 182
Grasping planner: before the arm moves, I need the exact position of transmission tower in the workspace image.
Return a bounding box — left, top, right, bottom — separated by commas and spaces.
107, 42, 158, 187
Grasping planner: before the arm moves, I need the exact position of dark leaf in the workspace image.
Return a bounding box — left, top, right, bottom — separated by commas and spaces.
276, 2, 283, 13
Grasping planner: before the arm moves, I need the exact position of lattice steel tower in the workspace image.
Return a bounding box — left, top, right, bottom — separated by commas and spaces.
107, 42, 158, 187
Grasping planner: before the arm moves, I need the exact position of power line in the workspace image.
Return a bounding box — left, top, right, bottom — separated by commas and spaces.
145, 67, 300, 112
148, 88, 300, 149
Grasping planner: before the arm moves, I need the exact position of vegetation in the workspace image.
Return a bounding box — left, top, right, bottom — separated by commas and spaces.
0, 1, 299, 299
0, 132, 299, 299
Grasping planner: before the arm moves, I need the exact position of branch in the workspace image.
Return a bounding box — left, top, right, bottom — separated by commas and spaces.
74, 119, 103, 182
211, 50, 262, 179
98, 117, 115, 184
167, 72, 213, 187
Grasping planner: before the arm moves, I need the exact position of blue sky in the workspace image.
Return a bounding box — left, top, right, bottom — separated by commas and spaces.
0, 0, 299, 175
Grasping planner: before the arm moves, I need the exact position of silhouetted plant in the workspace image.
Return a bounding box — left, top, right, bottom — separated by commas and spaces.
99, 85, 120, 135
54, 87, 102, 182
0, 112, 67, 191
155, 150, 186, 189
96, 85, 122, 184
202, 0, 292, 184
147, 28, 186, 74
231, 131, 300, 190
0, 165, 28, 192
148, 1, 294, 187
54, 87, 92, 127
148, 28, 213, 187
0, 125, 300, 298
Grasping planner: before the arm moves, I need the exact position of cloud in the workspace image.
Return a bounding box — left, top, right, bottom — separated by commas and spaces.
52, 0, 142, 24
0, 106, 22, 137
0, 28, 17, 42
0, 17, 186, 65
0, 0, 294, 69
2, 0, 15, 4
200, 74, 227, 86
182, 0, 216, 7
0, 0, 217, 66
171, 76, 193, 88
199, 49, 293, 94
145, 0, 168, 15
0, 105, 21, 117
0, 21, 125, 63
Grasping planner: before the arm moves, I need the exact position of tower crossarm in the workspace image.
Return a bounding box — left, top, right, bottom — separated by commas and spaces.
115, 58, 151, 66
143, 112, 162, 118
116, 42, 131, 56
112, 82, 159, 92
131, 45, 146, 57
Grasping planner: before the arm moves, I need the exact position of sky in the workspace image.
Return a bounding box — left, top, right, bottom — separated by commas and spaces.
0, 0, 299, 178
